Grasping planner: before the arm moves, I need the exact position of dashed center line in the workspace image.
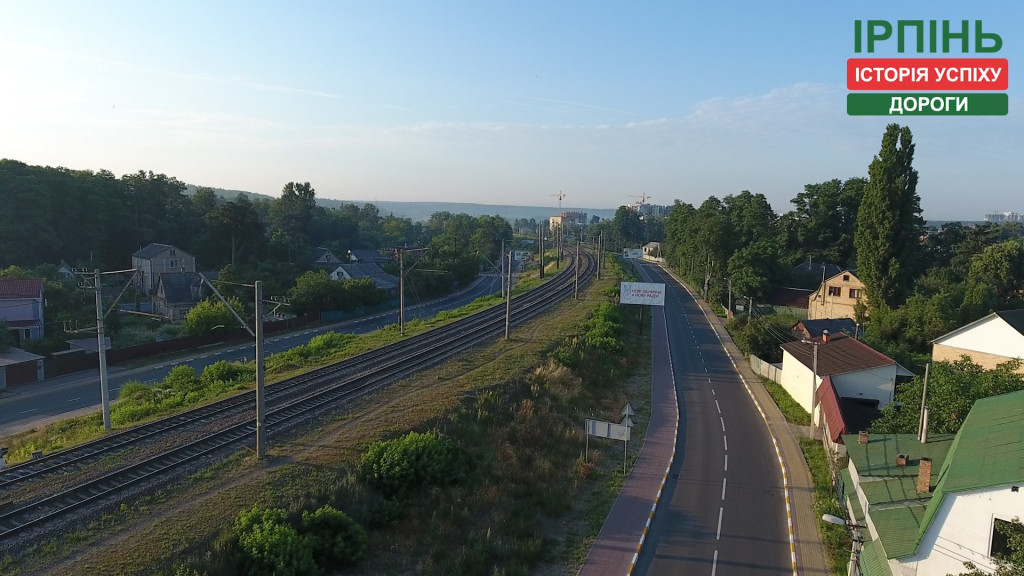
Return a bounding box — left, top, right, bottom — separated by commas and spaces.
716, 507, 724, 538
715, 400, 721, 413
720, 416, 726, 432
723, 435, 728, 451
721, 478, 727, 500
724, 454, 729, 471
20, 408, 37, 414
66, 397, 81, 403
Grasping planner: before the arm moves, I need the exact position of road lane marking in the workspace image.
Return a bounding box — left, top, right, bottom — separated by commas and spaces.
720, 416, 726, 432
724, 454, 728, 471
723, 435, 728, 451
715, 400, 721, 413
66, 397, 81, 402
712, 550, 719, 576
717, 507, 724, 538
20, 408, 37, 414
721, 478, 727, 500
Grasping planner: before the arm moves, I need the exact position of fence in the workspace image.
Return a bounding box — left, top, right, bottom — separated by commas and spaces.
749, 354, 782, 384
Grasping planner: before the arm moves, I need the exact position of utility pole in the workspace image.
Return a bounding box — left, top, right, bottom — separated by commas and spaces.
597, 232, 603, 280
807, 340, 821, 429
727, 277, 732, 318
505, 249, 513, 339
918, 362, 931, 442
94, 269, 111, 430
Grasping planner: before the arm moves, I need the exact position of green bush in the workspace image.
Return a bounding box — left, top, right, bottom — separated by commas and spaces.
360, 431, 460, 496
200, 360, 254, 388
306, 331, 355, 357
234, 506, 315, 576
300, 505, 367, 567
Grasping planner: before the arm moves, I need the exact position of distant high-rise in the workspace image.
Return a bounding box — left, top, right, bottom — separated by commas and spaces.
984, 211, 1022, 223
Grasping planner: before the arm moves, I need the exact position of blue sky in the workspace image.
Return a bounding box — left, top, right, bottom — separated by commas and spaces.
1, 1, 1021, 219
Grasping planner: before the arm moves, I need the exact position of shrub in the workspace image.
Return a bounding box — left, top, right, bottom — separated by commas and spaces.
360, 431, 460, 496
200, 360, 254, 388
234, 506, 315, 576
300, 505, 367, 567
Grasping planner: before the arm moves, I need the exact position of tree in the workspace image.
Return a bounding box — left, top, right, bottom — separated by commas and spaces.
181, 297, 246, 336
300, 505, 367, 567
783, 178, 865, 266
206, 194, 264, 266
855, 124, 925, 310
289, 271, 340, 314
961, 239, 1024, 317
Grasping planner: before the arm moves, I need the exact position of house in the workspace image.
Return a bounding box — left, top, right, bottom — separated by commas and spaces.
642, 242, 663, 261
0, 278, 45, 345
815, 375, 883, 455
792, 318, 860, 341
808, 270, 868, 321
132, 243, 196, 295
310, 247, 342, 269
931, 310, 1024, 375
56, 260, 75, 280
793, 261, 843, 281
329, 264, 399, 294
347, 249, 393, 265
840, 389, 1024, 575
153, 272, 207, 321
779, 332, 913, 430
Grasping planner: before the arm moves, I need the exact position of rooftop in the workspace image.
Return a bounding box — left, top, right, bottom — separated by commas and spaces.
781, 333, 899, 377
0, 278, 43, 300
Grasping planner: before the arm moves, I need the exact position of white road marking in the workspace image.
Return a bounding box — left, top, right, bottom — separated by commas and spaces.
720, 416, 726, 432
20, 408, 37, 414
721, 478, 727, 500
66, 397, 81, 402
712, 549, 719, 576
724, 454, 729, 471
717, 507, 724, 538
723, 435, 728, 451
715, 400, 721, 413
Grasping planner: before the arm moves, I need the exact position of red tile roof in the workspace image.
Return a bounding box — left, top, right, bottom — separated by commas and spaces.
780, 332, 896, 376
0, 278, 43, 299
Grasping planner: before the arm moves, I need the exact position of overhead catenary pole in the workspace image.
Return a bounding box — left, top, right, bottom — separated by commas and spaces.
810, 341, 820, 428
95, 269, 111, 430
399, 249, 406, 335
538, 223, 545, 279
505, 248, 513, 339
255, 280, 266, 459
574, 241, 580, 299
918, 362, 931, 442
597, 232, 603, 280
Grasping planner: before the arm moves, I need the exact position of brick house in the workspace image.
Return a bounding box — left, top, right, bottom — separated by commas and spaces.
131, 243, 196, 295
931, 309, 1024, 374
808, 270, 867, 321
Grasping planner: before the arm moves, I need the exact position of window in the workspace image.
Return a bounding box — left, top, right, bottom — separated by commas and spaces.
849, 288, 862, 298
843, 274, 850, 281
828, 286, 841, 297
168, 259, 178, 269
169, 248, 176, 256
991, 518, 1016, 558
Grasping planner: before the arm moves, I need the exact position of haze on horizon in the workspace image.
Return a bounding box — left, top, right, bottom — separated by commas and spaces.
1, 1, 1021, 220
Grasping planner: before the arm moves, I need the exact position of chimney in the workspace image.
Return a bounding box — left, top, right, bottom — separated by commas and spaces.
917, 457, 933, 493
822, 329, 831, 342
895, 454, 908, 466
858, 430, 869, 444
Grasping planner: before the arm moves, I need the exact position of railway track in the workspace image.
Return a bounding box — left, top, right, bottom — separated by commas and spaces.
0, 251, 596, 543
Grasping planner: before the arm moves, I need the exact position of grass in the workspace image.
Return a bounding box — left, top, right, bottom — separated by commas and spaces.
758, 376, 812, 426
799, 437, 853, 576
0, 258, 649, 576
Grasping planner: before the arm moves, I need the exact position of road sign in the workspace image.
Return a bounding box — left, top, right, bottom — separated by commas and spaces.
621, 403, 634, 416
586, 418, 631, 441
620, 415, 634, 428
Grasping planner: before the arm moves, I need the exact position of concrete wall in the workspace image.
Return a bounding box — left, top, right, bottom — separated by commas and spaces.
780, 349, 819, 416
935, 315, 1024, 361
831, 365, 898, 409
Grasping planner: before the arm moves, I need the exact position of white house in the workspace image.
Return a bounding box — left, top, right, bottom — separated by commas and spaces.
0, 278, 45, 345
779, 332, 914, 428
132, 243, 196, 295
841, 389, 1024, 575
931, 309, 1024, 374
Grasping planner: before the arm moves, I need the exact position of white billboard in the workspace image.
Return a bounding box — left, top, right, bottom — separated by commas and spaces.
622, 248, 643, 259
586, 418, 631, 441
620, 282, 666, 306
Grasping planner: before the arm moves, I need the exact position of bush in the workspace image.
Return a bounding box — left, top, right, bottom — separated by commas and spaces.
360, 431, 461, 496
234, 506, 315, 576
200, 360, 254, 388
300, 505, 367, 567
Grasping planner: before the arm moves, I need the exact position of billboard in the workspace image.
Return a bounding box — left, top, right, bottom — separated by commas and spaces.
622, 248, 643, 259
619, 282, 666, 306
586, 418, 631, 441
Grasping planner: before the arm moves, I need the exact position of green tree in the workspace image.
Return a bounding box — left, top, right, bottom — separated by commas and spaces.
288, 271, 341, 314
961, 239, 1024, 317
871, 358, 1024, 435
855, 124, 925, 310
181, 297, 246, 336
783, 178, 865, 267
206, 194, 264, 266
360, 431, 460, 496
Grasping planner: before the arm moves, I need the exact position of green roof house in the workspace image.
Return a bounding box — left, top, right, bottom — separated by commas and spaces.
840, 390, 1024, 575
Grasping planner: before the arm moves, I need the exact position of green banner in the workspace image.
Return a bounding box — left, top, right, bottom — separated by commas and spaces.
847, 93, 1008, 115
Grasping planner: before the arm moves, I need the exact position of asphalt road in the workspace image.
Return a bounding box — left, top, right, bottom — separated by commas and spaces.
0, 274, 502, 437
633, 262, 791, 575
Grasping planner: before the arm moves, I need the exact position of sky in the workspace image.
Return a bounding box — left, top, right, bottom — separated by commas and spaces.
1, 1, 1021, 220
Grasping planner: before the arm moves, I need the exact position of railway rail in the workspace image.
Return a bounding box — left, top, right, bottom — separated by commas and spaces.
0, 250, 595, 544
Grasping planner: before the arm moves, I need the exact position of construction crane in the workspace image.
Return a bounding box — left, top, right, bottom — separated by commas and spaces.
629, 193, 652, 206
550, 190, 566, 212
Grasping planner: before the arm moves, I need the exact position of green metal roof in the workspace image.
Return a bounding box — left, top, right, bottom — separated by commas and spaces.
859, 537, 894, 576
914, 390, 1024, 555
868, 501, 929, 558
842, 433, 956, 479
859, 476, 928, 506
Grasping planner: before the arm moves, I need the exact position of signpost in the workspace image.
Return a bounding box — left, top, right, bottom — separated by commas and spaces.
585, 403, 637, 474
